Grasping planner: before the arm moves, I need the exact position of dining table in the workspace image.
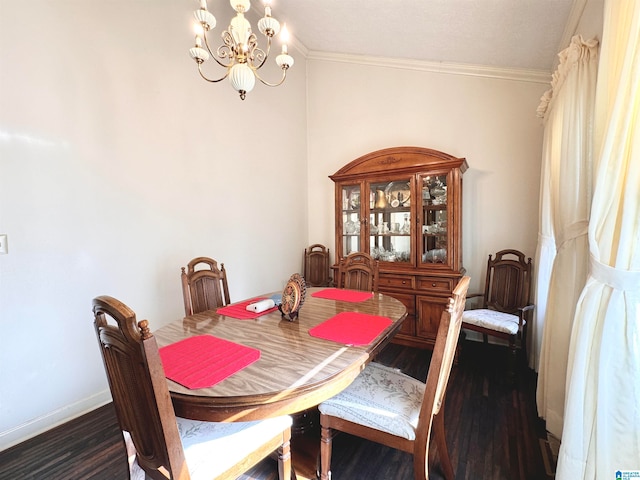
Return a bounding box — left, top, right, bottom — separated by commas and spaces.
154, 287, 407, 423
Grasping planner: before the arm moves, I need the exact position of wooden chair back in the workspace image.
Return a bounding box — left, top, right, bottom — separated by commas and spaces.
336, 252, 379, 292
482, 249, 532, 314
92, 295, 188, 478
304, 244, 332, 287
414, 276, 469, 476
318, 276, 469, 480
181, 256, 231, 316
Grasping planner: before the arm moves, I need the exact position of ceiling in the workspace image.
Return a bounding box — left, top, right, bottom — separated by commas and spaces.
271, 0, 576, 73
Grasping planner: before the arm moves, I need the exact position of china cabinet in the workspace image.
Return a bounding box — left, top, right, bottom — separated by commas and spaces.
330, 146, 468, 349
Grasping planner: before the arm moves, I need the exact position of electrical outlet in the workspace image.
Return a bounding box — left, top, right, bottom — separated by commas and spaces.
0, 234, 7, 254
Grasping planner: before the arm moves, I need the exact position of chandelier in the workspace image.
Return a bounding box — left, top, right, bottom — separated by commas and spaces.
189, 0, 294, 100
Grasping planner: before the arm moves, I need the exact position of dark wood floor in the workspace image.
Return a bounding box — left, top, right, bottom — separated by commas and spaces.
0, 341, 553, 480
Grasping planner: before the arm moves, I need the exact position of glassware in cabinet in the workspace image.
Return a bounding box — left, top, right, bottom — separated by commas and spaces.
368, 180, 411, 264
341, 184, 362, 255
420, 174, 449, 265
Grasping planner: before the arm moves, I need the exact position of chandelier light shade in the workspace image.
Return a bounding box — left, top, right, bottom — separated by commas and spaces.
189, 0, 294, 100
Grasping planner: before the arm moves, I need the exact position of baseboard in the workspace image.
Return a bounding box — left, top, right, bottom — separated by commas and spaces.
539, 438, 558, 477
0, 389, 112, 451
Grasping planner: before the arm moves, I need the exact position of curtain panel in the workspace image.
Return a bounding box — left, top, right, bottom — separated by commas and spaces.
534, 35, 599, 439
557, 0, 640, 477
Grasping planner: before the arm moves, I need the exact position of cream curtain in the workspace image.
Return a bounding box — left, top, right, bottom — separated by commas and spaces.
530, 127, 556, 371
556, 0, 640, 477
534, 35, 599, 439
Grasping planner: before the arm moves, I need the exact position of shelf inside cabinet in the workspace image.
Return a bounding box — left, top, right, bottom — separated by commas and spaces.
422, 204, 447, 211
371, 207, 411, 213
372, 233, 411, 237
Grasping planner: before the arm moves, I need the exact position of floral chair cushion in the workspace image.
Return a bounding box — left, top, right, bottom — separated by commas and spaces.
123, 415, 292, 480
318, 361, 425, 441
462, 308, 524, 335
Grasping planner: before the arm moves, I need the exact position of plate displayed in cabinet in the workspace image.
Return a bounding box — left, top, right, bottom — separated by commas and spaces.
384, 182, 411, 206
348, 190, 360, 209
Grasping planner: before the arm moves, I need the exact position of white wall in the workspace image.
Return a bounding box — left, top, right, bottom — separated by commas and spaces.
306, 57, 547, 294
0, 0, 307, 449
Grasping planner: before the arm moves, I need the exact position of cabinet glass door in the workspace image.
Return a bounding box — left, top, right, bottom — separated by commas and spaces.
369, 179, 412, 264
420, 174, 449, 266
341, 184, 362, 255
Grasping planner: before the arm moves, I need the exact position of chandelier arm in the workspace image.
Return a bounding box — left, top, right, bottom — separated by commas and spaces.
250, 48, 268, 70
253, 67, 288, 87
251, 36, 272, 70
202, 32, 232, 69
197, 63, 229, 83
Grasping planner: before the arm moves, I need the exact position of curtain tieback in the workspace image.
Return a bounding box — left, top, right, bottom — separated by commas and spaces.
556, 221, 588, 250
590, 253, 640, 291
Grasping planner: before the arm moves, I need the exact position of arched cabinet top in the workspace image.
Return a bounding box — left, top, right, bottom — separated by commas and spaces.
330, 146, 468, 181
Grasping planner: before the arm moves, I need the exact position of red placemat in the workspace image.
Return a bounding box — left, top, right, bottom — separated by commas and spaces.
308, 312, 392, 346
216, 298, 278, 319
311, 288, 374, 302
159, 335, 260, 389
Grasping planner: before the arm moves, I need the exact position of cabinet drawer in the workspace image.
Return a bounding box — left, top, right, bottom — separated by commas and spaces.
416, 276, 454, 293
379, 274, 415, 290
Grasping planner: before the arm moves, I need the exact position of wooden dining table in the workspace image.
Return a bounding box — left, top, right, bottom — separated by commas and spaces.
154, 287, 407, 423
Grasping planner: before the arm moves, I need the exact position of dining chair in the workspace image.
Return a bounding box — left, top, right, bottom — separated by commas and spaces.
303, 244, 332, 287
317, 276, 469, 480
461, 249, 534, 379
92, 295, 293, 480
336, 252, 379, 292
181, 256, 231, 316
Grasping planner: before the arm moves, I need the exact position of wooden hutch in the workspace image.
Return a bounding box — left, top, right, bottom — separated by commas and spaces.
330, 146, 467, 349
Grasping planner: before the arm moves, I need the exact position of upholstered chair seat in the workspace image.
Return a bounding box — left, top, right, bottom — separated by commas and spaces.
318, 362, 424, 441
462, 308, 524, 335
125, 416, 293, 480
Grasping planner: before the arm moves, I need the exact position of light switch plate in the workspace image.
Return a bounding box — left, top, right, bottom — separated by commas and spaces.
0, 234, 7, 254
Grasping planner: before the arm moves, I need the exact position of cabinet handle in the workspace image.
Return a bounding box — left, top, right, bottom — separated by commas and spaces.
432, 283, 436, 287
402, 280, 406, 284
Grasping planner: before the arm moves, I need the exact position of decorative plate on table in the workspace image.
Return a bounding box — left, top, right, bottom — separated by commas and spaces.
290, 273, 307, 303
279, 273, 307, 321
384, 182, 411, 207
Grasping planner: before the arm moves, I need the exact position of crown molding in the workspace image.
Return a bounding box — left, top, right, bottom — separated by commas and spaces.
290, 35, 309, 58
558, 0, 588, 56
306, 50, 552, 85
